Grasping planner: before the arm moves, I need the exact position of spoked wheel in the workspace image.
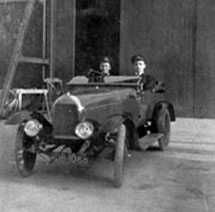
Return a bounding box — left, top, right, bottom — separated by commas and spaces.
15, 123, 37, 177
156, 108, 171, 151
114, 123, 126, 188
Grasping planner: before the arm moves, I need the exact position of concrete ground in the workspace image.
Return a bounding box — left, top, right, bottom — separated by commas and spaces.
0, 118, 215, 212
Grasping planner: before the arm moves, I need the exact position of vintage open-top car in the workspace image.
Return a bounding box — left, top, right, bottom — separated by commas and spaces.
6, 74, 175, 187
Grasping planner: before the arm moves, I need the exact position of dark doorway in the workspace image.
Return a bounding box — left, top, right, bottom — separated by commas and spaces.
75, 0, 120, 75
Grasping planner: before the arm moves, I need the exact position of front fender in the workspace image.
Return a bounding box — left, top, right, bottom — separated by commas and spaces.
5, 111, 53, 133
5, 110, 32, 125
101, 115, 125, 133
5, 110, 53, 134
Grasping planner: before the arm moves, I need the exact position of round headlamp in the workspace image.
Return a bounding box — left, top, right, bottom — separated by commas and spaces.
75, 121, 94, 139
24, 119, 43, 137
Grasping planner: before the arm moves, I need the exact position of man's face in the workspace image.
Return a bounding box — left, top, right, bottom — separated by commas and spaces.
133, 60, 146, 76
100, 62, 111, 75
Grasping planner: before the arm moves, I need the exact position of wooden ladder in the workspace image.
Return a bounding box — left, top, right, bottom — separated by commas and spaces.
0, 0, 55, 117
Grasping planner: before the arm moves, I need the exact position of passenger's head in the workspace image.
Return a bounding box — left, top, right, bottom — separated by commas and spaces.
131, 54, 146, 76
99, 56, 111, 76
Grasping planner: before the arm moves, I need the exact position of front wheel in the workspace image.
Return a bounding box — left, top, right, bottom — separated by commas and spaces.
114, 124, 126, 188
15, 123, 37, 177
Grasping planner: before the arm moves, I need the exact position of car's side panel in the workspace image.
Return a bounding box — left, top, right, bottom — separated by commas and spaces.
83, 101, 122, 125
82, 90, 141, 131
122, 94, 140, 125
101, 115, 125, 133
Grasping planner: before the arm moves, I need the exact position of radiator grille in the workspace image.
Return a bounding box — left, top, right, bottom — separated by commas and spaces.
53, 104, 79, 136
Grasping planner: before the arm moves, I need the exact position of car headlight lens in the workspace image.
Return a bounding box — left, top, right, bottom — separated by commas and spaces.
24, 119, 43, 137
75, 121, 94, 139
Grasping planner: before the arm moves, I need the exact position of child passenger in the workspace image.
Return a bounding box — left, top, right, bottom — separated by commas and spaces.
99, 56, 112, 76
86, 56, 112, 82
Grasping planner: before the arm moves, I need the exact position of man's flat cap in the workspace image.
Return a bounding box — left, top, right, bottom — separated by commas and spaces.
131, 54, 145, 64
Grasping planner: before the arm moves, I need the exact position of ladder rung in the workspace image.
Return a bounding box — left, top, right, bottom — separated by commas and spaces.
18, 56, 49, 65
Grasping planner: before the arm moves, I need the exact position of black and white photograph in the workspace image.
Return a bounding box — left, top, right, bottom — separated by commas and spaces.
0, 0, 214, 211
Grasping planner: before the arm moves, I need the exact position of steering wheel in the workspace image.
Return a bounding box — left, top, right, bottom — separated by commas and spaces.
86, 69, 105, 83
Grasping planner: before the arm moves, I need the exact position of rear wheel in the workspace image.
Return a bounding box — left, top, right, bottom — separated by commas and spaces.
15, 123, 37, 177
114, 124, 126, 188
154, 108, 171, 151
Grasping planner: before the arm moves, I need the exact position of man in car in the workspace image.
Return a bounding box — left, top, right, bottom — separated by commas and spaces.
131, 54, 159, 92
129, 54, 165, 150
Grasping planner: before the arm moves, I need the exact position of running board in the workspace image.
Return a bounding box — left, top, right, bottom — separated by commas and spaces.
138, 133, 163, 150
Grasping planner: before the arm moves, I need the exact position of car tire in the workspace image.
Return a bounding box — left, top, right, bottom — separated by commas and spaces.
15, 123, 37, 177
155, 108, 171, 151
114, 123, 126, 188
